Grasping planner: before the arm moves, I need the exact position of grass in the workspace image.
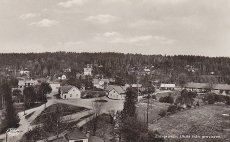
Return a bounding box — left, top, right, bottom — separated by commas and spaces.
14, 102, 44, 113
148, 104, 230, 142
136, 101, 170, 123
31, 103, 88, 125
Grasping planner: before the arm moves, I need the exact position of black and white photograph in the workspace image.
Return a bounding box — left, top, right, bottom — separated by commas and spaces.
0, 0, 230, 142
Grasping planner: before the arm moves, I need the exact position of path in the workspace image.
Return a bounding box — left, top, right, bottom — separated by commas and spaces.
0, 96, 54, 142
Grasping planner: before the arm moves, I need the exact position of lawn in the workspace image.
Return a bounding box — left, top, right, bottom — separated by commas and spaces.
31, 103, 88, 125
148, 103, 230, 142
136, 101, 170, 123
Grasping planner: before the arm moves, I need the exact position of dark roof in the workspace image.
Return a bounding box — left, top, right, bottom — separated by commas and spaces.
52, 139, 68, 142
186, 83, 230, 90
66, 129, 88, 140
89, 136, 104, 142
60, 85, 77, 93
110, 86, 126, 94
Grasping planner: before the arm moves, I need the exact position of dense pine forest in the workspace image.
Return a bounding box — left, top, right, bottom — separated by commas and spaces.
0, 52, 230, 85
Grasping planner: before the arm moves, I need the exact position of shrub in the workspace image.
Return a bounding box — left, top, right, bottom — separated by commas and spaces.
203, 93, 215, 104
167, 105, 177, 114
159, 95, 174, 104
225, 96, 230, 105
158, 109, 167, 117
152, 95, 156, 100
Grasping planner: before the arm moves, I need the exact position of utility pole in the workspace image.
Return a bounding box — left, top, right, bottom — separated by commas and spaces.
147, 93, 150, 128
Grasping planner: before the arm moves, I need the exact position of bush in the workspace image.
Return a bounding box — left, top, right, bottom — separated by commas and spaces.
159, 95, 174, 104
167, 105, 177, 114
158, 110, 167, 117
152, 95, 156, 100
82, 91, 106, 98
203, 93, 215, 104
225, 96, 230, 105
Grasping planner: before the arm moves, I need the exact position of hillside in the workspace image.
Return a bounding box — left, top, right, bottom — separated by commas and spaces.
0, 52, 230, 85
148, 104, 230, 142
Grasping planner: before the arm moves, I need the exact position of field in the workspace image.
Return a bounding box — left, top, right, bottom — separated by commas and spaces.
136, 101, 170, 123
148, 103, 230, 142
31, 103, 88, 125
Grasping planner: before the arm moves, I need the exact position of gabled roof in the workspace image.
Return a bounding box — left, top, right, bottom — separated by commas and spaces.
186, 83, 230, 90
89, 136, 104, 142
110, 86, 126, 94
60, 85, 78, 93
66, 129, 88, 140
185, 83, 208, 89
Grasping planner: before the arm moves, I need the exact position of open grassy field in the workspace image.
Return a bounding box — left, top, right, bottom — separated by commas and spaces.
136, 101, 170, 123
148, 103, 230, 142
31, 103, 88, 125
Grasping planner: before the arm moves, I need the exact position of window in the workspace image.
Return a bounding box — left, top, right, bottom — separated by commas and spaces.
70, 94, 72, 97
73, 89, 75, 91
113, 90, 115, 93
74, 140, 83, 142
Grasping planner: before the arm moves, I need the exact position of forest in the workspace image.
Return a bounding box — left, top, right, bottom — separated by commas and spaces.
0, 52, 230, 86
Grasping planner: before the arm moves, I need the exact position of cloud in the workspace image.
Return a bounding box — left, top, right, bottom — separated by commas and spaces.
103, 32, 121, 37
29, 19, 59, 27
20, 13, 40, 19
129, 19, 160, 28
85, 14, 120, 24
57, 0, 86, 7
110, 35, 175, 45
65, 41, 85, 46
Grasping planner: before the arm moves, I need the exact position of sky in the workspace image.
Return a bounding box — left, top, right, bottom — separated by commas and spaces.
0, 0, 230, 57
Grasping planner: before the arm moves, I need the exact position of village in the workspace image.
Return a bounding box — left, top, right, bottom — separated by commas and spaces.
1, 61, 230, 142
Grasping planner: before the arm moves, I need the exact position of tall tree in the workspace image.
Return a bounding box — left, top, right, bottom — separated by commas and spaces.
1, 83, 20, 132
123, 87, 137, 117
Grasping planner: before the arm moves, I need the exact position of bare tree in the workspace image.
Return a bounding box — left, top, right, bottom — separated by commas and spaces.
42, 103, 71, 138
89, 99, 104, 136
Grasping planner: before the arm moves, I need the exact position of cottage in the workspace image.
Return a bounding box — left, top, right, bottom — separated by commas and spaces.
93, 79, 109, 89
160, 84, 175, 90
18, 79, 38, 89
106, 85, 126, 100
84, 68, 92, 76
48, 82, 61, 94
58, 75, 67, 80
185, 82, 230, 95
144, 68, 151, 74
60, 85, 81, 99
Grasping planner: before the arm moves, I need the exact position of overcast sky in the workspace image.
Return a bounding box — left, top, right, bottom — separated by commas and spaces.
0, 0, 230, 57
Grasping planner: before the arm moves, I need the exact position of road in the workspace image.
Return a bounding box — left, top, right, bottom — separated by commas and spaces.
0, 96, 55, 142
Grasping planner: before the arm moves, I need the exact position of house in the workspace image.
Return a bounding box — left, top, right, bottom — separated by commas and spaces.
160, 84, 175, 90
52, 129, 103, 142
63, 68, 71, 73
93, 79, 110, 89
18, 79, 38, 89
60, 85, 81, 99
143, 68, 151, 75
48, 81, 61, 94
185, 82, 230, 95
106, 85, 126, 100
84, 68, 92, 76
58, 75, 67, 80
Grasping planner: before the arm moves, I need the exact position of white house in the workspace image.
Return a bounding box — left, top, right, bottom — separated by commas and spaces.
160, 84, 175, 90
48, 82, 60, 94
84, 68, 92, 76
18, 79, 38, 89
60, 85, 81, 99
106, 85, 126, 100
93, 79, 109, 89
58, 75, 67, 80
